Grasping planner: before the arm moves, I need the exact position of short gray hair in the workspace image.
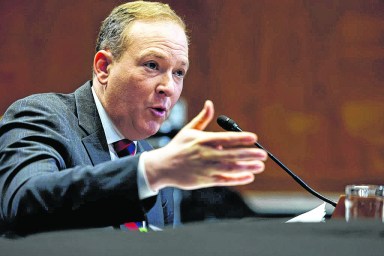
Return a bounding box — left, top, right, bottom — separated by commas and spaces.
95, 1, 187, 61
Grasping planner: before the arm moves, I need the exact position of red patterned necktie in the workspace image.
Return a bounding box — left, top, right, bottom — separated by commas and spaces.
112, 139, 147, 232
113, 139, 136, 157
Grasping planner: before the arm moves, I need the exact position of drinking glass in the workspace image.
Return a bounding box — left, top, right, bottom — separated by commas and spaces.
345, 185, 384, 222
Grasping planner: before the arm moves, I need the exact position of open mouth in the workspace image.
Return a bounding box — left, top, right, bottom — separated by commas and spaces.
154, 107, 165, 112
151, 107, 166, 116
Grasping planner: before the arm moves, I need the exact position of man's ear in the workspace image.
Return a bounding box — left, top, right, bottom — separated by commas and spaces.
93, 50, 113, 85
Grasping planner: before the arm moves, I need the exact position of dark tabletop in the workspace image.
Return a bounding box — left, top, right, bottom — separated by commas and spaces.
1, 218, 383, 256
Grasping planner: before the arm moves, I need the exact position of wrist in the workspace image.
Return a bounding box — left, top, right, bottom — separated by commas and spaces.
142, 148, 168, 192
137, 152, 158, 198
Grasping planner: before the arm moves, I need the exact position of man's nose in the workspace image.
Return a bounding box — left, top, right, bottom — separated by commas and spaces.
156, 72, 174, 97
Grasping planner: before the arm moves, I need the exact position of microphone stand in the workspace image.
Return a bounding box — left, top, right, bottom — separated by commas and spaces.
217, 115, 337, 207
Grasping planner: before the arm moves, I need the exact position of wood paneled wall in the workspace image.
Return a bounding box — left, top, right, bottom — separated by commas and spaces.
1, 0, 383, 194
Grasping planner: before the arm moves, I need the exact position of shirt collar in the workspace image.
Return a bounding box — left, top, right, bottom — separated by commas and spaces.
91, 86, 125, 145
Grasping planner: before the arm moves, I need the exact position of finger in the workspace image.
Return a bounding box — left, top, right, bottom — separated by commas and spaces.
212, 173, 255, 186
210, 159, 266, 174
200, 148, 268, 167
240, 160, 266, 174
217, 148, 268, 161
183, 100, 214, 131
200, 131, 258, 147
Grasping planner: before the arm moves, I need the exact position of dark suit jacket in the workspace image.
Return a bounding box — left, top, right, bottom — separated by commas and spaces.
0, 81, 175, 235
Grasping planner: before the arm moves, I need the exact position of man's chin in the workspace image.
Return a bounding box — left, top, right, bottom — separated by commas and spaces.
141, 123, 162, 139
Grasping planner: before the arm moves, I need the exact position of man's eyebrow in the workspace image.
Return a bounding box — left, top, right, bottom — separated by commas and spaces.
180, 60, 189, 70
140, 50, 166, 60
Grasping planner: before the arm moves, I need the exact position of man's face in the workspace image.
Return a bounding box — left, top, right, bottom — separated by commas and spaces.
101, 20, 189, 140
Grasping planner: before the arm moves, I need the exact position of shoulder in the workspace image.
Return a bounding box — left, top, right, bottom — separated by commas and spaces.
0, 88, 82, 148
0, 80, 95, 124
2, 91, 75, 121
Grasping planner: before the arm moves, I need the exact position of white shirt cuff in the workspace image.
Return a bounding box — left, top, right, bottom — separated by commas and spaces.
137, 152, 159, 199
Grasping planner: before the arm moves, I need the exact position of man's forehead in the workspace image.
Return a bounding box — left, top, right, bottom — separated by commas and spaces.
126, 21, 189, 64
126, 20, 188, 44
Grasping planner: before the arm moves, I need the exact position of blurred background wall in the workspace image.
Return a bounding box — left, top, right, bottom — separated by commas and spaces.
1, 0, 383, 208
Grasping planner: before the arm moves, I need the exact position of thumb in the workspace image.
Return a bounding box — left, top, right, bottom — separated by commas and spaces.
183, 100, 214, 131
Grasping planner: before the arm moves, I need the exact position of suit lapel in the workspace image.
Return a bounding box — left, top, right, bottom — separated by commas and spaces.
74, 81, 110, 165
136, 140, 152, 153
82, 131, 111, 165
146, 194, 165, 228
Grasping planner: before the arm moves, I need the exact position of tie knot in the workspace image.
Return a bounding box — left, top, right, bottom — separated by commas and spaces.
113, 139, 136, 157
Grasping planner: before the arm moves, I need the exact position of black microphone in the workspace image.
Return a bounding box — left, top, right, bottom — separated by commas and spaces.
217, 115, 337, 207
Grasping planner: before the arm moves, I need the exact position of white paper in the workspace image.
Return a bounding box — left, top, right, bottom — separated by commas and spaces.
286, 203, 326, 223
149, 224, 163, 231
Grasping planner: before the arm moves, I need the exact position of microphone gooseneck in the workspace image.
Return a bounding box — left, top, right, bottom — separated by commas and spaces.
217, 115, 337, 207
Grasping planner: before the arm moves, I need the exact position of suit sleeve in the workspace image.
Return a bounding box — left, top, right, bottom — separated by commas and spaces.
0, 96, 156, 234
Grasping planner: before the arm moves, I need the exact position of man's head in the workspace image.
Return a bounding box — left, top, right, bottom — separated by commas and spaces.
93, 1, 189, 141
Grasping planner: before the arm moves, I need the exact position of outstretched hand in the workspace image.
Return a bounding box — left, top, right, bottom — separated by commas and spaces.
144, 100, 268, 191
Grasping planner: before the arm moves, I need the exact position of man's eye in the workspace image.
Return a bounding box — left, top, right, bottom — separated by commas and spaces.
144, 62, 158, 70
174, 70, 185, 78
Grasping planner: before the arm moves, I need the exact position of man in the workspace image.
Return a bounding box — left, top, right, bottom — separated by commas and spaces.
0, 1, 267, 235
